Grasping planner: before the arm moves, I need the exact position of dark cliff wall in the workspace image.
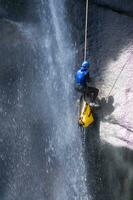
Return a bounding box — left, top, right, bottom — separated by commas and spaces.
0, 0, 45, 22
92, 0, 133, 16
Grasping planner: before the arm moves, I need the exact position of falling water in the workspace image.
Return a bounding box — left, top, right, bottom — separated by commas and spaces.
40, 0, 90, 199
0, 1, 133, 200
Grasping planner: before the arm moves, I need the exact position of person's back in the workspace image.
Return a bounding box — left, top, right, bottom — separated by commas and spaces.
76, 66, 89, 86
75, 61, 90, 92
75, 61, 99, 105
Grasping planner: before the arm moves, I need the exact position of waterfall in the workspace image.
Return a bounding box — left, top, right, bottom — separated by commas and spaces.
40, 0, 90, 199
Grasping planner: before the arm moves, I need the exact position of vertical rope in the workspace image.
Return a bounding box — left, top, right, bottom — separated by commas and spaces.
84, 0, 89, 61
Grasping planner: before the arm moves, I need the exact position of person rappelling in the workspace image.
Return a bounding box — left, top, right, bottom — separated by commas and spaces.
75, 0, 129, 128
75, 0, 100, 128
75, 60, 99, 128
75, 0, 99, 107
75, 61, 99, 107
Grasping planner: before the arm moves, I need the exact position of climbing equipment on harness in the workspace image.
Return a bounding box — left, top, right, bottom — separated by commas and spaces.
84, 0, 89, 61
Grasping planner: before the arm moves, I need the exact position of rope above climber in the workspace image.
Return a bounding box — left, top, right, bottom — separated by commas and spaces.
74, 0, 100, 128
75, 0, 99, 107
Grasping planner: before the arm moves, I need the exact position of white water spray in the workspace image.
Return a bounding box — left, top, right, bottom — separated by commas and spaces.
41, 0, 91, 199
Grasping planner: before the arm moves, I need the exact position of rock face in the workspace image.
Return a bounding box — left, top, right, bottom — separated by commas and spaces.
88, 2, 133, 150
92, 0, 133, 16
89, 3, 133, 198
67, 1, 133, 200
70, 0, 133, 150
0, 0, 43, 22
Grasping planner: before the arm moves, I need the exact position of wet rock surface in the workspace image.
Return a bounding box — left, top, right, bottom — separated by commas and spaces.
88, 4, 133, 150
69, 0, 133, 150
92, 0, 133, 17
67, 1, 133, 200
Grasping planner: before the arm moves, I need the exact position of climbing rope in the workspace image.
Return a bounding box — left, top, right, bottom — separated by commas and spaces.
84, 0, 89, 61
107, 51, 133, 97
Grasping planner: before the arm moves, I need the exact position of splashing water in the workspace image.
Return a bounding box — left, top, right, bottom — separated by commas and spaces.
40, 0, 91, 199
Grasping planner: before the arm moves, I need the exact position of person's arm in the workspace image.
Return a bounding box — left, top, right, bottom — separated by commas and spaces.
90, 69, 97, 78
85, 71, 92, 83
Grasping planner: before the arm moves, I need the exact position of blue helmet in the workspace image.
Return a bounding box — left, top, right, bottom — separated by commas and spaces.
82, 61, 90, 69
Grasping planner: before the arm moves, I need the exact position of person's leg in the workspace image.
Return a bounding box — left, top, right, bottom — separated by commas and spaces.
86, 87, 99, 102
92, 87, 99, 101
